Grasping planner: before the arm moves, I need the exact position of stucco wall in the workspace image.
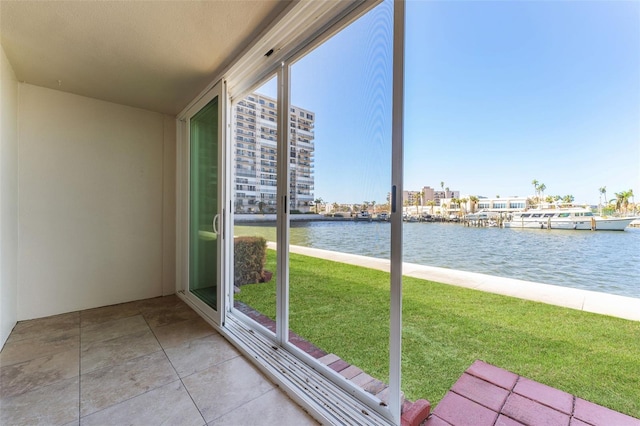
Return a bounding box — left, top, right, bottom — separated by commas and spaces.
17, 84, 175, 320
0, 45, 19, 347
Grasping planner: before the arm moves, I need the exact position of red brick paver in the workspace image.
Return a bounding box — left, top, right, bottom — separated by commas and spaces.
427, 360, 640, 426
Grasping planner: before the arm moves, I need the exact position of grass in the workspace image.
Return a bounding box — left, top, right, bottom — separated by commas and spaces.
235, 249, 640, 418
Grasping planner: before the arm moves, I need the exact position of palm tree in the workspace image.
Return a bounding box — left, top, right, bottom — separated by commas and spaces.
371, 200, 376, 213
469, 195, 479, 213
531, 179, 539, 205
440, 181, 444, 192
451, 197, 459, 215
313, 198, 323, 214
562, 194, 574, 205
459, 197, 468, 217
332, 202, 339, 213
614, 190, 633, 214
417, 191, 424, 215
598, 187, 607, 215
426, 200, 436, 215
538, 183, 546, 205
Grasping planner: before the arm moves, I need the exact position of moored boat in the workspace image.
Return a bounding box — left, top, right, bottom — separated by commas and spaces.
354, 210, 372, 221
504, 208, 635, 231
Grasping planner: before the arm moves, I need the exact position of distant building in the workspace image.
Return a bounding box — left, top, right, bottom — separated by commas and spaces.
234, 93, 315, 213
471, 196, 529, 213
404, 186, 459, 208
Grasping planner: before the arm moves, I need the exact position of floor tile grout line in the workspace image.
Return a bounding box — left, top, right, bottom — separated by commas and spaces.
207, 386, 279, 423
78, 378, 187, 422
141, 309, 208, 426
78, 304, 175, 420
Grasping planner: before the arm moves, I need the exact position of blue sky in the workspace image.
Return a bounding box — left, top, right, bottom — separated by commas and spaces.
258, 0, 639, 205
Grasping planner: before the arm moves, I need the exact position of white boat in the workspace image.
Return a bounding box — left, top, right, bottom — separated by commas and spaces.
354, 210, 372, 221
504, 208, 636, 231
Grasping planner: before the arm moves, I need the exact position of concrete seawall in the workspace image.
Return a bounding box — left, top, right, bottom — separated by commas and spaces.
269, 242, 640, 322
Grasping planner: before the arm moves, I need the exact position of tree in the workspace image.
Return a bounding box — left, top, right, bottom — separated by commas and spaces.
426, 200, 436, 215
258, 201, 265, 213
313, 198, 323, 214
451, 197, 459, 215
531, 179, 539, 205
599, 187, 607, 214
538, 183, 546, 204
599, 186, 606, 206
332, 202, 339, 213
440, 181, 444, 192
413, 194, 421, 216
614, 190, 633, 214
562, 194, 575, 205
370, 200, 376, 213
469, 195, 479, 213
459, 197, 468, 217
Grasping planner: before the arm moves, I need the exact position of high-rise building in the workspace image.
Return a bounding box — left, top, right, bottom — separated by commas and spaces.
233, 93, 315, 213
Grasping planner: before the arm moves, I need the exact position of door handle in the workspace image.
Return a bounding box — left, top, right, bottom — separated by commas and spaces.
213, 214, 220, 235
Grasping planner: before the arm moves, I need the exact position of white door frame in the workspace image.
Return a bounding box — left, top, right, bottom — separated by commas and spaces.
176, 79, 227, 326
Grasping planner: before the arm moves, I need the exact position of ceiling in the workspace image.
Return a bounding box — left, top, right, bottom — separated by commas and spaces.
0, 1, 291, 115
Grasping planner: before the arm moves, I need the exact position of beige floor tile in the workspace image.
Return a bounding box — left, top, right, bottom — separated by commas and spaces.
80, 380, 205, 426
7, 312, 79, 344
80, 301, 141, 328
182, 356, 274, 423
136, 294, 183, 312
207, 388, 319, 426
152, 317, 215, 349
80, 329, 161, 374
143, 303, 201, 329
80, 350, 177, 416
80, 314, 149, 346
0, 376, 79, 426
164, 334, 240, 378
0, 328, 79, 367
0, 348, 79, 398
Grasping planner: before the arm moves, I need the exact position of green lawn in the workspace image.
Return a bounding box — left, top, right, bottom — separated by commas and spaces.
236, 249, 640, 418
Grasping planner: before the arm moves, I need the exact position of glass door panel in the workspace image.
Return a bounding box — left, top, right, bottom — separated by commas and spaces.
189, 96, 220, 314
231, 77, 279, 335
288, 0, 393, 400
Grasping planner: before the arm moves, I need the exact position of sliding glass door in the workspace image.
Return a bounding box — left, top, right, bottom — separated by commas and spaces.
180, 81, 226, 324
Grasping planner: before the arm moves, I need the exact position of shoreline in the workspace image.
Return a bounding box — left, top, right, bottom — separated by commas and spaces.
268, 242, 640, 322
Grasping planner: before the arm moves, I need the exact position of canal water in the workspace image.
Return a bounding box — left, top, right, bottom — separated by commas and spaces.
235, 221, 640, 299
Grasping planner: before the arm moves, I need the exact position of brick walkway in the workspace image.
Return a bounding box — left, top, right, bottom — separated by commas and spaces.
425, 360, 640, 426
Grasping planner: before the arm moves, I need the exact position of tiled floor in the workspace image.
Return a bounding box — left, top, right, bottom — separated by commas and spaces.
0, 295, 318, 426
425, 360, 640, 426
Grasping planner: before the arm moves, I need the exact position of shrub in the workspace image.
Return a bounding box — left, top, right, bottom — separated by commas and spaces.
290, 209, 302, 214
234, 236, 267, 286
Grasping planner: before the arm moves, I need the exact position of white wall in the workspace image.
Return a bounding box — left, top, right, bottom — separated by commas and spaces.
17, 84, 176, 320
0, 46, 19, 347
162, 115, 176, 296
